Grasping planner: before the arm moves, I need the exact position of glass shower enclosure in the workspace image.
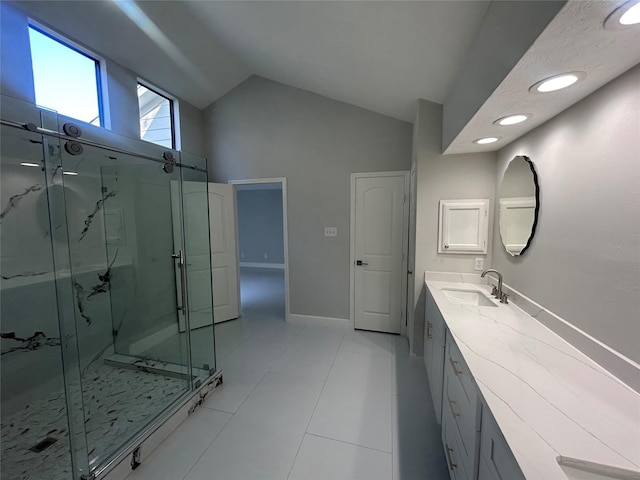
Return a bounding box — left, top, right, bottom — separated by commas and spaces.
0, 95, 217, 480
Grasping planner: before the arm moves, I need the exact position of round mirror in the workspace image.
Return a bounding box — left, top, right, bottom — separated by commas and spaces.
498, 155, 539, 256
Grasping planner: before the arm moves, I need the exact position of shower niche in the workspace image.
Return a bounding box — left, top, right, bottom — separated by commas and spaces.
1, 96, 218, 480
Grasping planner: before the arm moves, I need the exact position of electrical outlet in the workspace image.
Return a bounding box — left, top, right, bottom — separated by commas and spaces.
264, 253, 268, 259
324, 227, 337, 237
474, 257, 484, 271
240, 252, 245, 258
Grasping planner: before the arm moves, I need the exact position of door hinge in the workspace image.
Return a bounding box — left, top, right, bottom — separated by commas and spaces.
131, 446, 141, 470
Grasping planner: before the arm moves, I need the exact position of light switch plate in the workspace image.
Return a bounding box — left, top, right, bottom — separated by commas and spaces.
324, 227, 337, 237
475, 258, 484, 271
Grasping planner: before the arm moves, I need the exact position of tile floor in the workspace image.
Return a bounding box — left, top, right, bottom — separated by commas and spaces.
125, 317, 449, 480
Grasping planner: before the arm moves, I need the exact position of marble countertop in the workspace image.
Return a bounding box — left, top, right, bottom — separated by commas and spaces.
425, 279, 640, 479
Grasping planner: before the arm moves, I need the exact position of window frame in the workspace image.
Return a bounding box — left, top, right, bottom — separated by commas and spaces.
136, 79, 181, 151
28, 19, 111, 129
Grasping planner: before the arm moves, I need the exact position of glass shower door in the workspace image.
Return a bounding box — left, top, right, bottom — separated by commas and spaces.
56, 141, 192, 471
179, 152, 216, 384
0, 117, 75, 480
2, 93, 217, 479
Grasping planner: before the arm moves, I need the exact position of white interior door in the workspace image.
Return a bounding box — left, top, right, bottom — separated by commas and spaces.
353, 173, 408, 334
208, 183, 240, 324
173, 181, 239, 332
173, 181, 215, 331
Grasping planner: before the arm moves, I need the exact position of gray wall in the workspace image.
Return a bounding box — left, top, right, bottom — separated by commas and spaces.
442, 0, 565, 150
411, 99, 496, 354
492, 65, 640, 364
0, 2, 205, 156
0, 2, 35, 104
205, 76, 412, 319
237, 187, 285, 264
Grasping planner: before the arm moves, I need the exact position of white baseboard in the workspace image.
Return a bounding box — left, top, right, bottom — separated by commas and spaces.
239, 262, 285, 269
288, 314, 351, 328
128, 323, 178, 355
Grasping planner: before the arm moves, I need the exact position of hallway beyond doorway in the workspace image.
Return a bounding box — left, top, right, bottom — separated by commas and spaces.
239, 266, 286, 321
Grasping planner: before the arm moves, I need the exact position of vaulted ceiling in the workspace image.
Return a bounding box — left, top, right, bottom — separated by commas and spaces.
10, 0, 640, 154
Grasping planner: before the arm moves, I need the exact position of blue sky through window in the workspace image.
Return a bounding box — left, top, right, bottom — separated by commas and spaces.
29, 26, 102, 125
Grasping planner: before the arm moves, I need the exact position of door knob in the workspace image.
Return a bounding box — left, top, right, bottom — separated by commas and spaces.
356, 260, 368, 266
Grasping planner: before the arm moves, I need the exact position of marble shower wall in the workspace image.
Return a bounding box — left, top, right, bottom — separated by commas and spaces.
0, 125, 69, 416
0, 123, 120, 405
0, 121, 138, 410
54, 138, 182, 366
100, 162, 182, 360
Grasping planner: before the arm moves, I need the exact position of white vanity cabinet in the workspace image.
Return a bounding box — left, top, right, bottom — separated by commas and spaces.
426, 280, 640, 480
424, 287, 446, 424
440, 332, 524, 480
441, 334, 482, 480
425, 285, 523, 480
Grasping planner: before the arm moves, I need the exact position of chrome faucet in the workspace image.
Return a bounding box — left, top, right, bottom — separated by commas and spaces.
481, 269, 508, 304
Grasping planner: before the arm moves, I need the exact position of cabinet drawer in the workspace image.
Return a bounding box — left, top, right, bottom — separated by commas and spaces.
479, 406, 525, 480
444, 336, 481, 477
445, 363, 479, 463
442, 403, 470, 480
446, 337, 481, 431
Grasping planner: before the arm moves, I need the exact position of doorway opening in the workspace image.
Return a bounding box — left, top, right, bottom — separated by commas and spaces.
230, 178, 290, 323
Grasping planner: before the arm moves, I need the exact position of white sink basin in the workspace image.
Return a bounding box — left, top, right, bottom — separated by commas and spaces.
441, 288, 497, 307
557, 456, 640, 480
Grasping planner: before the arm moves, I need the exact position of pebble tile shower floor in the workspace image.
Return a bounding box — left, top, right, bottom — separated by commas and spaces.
1, 366, 186, 480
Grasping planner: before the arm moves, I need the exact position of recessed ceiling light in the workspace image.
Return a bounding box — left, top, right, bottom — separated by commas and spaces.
474, 137, 499, 145
604, 0, 640, 29
621, 2, 640, 24
20, 162, 40, 167
63, 171, 78, 176
529, 72, 586, 93
495, 114, 530, 126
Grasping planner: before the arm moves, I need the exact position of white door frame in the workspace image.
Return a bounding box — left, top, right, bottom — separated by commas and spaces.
350, 171, 410, 335
228, 177, 290, 323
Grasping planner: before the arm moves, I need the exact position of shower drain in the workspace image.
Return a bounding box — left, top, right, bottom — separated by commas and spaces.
29, 437, 57, 453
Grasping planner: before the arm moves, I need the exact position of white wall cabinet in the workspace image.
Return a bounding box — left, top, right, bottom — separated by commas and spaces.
438, 199, 489, 254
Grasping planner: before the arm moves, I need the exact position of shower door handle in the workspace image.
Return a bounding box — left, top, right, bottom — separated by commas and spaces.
172, 250, 188, 315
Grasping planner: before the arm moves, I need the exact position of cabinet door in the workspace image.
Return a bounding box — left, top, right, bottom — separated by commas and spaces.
438, 199, 489, 254
431, 324, 445, 425
479, 404, 525, 480
425, 289, 445, 424
424, 303, 434, 375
